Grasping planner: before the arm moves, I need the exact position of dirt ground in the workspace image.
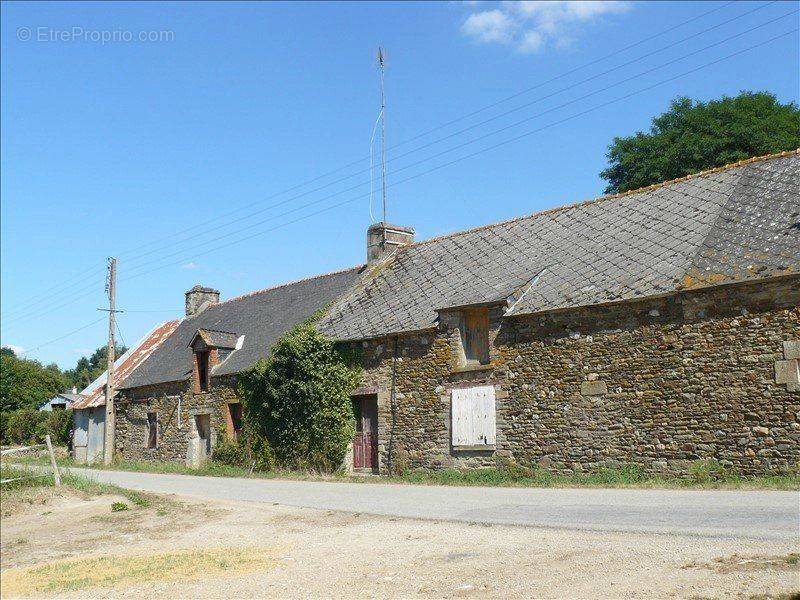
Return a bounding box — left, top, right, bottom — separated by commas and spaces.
1, 487, 798, 599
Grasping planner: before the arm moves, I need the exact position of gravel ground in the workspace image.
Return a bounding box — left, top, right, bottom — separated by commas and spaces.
1, 489, 798, 599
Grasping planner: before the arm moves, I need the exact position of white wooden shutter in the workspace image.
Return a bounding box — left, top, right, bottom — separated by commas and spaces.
451, 385, 496, 446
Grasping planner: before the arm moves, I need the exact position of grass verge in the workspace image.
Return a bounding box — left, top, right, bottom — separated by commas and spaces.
1, 464, 158, 510
9, 454, 799, 490
0, 546, 276, 596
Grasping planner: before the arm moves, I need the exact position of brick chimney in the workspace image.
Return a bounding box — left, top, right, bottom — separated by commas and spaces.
185, 285, 220, 317
367, 222, 415, 265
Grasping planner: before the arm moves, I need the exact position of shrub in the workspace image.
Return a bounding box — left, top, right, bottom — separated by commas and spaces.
1, 408, 72, 445
688, 459, 732, 484
238, 321, 360, 472
212, 424, 275, 473
3, 408, 43, 444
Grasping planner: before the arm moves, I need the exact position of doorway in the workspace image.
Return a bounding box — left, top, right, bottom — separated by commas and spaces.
189, 413, 212, 467
352, 395, 378, 472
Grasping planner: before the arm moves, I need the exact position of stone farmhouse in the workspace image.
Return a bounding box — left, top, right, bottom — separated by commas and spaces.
113, 151, 799, 476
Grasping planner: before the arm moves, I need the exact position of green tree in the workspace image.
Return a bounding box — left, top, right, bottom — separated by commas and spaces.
238, 321, 360, 472
64, 344, 126, 390
601, 92, 800, 194
0, 352, 68, 413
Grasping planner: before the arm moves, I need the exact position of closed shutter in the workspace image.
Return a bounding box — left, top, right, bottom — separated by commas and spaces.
451, 385, 496, 447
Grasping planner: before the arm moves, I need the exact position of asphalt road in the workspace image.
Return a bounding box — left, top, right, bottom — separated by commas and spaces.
58, 467, 799, 541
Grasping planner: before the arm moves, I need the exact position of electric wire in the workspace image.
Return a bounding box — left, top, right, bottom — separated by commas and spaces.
3, 0, 759, 313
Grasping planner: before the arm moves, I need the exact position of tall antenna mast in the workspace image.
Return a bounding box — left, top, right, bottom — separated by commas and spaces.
378, 46, 388, 223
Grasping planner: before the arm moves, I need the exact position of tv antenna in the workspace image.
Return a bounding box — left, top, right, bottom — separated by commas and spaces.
377, 46, 388, 223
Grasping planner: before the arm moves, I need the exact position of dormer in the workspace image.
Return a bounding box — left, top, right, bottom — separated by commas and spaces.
187, 329, 239, 392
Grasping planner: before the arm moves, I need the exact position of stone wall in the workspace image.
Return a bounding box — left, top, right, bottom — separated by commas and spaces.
115, 376, 239, 464
354, 276, 800, 476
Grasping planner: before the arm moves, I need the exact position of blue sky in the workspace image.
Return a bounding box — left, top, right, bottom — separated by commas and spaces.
1, 1, 798, 370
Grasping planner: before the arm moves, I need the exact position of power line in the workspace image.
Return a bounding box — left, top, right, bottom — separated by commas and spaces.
110, 29, 798, 285
4, 0, 759, 310
5, 17, 795, 330
103, 0, 778, 277
11, 28, 795, 357
107, 13, 797, 278
17, 318, 106, 357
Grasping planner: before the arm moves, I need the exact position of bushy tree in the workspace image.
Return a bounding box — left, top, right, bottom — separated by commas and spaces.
64, 344, 126, 389
0, 407, 73, 445
0, 352, 68, 413
238, 321, 360, 472
601, 92, 800, 194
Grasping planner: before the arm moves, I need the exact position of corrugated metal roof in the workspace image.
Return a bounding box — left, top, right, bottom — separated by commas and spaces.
73, 319, 181, 409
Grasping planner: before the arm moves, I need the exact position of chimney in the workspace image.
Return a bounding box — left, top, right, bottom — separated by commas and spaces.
185, 285, 220, 317
367, 222, 415, 265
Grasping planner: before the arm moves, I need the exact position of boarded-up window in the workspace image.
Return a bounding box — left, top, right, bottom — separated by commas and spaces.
146, 412, 158, 449
227, 403, 243, 439
461, 308, 489, 365
196, 350, 210, 392
451, 385, 496, 447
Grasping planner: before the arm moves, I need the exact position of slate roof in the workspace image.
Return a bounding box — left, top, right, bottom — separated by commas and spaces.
73, 319, 181, 409
120, 266, 363, 388
319, 151, 800, 341
191, 329, 240, 349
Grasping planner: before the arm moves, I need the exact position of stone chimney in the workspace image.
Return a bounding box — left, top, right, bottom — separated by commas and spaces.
185, 285, 220, 317
367, 222, 415, 265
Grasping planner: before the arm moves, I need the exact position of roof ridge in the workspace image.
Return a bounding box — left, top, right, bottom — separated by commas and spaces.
212, 264, 365, 307
408, 149, 800, 250
197, 327, 239, 335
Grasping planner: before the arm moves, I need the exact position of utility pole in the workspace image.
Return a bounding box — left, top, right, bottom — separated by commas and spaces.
103, 257, 118, 465
378, 46, 388, 224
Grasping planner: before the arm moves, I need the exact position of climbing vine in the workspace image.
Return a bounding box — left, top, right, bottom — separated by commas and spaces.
237, 319, 361, 472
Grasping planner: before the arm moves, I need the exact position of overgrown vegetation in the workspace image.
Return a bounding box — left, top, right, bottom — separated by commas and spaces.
600, 91, 800, 193
0, 464, 155, 514
1, 407, 72, 445
235, 320, 360, 472
20, 455, 798, 490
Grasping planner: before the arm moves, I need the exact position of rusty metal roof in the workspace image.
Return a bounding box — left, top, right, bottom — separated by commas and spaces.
73, 319, 181, 409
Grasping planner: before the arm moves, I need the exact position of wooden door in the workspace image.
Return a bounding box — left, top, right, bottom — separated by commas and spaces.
352, 396, 378, 471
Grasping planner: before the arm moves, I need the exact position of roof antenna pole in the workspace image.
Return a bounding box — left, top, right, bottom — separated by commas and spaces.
378, 46, 388, 225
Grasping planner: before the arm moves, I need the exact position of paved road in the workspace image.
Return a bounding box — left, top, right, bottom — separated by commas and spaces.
57, 467, 799, 541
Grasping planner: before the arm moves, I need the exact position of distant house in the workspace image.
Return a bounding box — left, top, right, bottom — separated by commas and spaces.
71, 320, 179, 463
39, 389, 83, 411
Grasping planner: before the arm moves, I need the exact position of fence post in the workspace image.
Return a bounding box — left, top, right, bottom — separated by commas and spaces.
45, 435, 61, 487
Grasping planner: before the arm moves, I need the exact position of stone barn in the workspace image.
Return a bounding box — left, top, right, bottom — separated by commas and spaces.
113, 269, 362, 467
318, 151, 800, 476
111, 151, 799, 477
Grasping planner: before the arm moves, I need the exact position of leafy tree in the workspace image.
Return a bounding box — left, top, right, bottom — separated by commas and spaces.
238, 321, 360, 472
0, 353, 68, 413
601, 92, 800, 194
64, 344, 126, 390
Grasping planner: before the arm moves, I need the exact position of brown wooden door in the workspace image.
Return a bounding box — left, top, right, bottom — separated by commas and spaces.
353, 396, 378, 470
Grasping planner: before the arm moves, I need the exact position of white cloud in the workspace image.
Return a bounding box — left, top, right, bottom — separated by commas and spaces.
2, 344, 25, 355
461, 9, 516, 44
461, 1, 630, 54
182, 262, 200, 270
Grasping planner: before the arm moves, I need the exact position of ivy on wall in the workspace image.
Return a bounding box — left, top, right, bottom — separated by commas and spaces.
237, 320, 361, 472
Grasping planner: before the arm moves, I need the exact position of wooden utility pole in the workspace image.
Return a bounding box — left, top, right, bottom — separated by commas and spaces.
103, 257, 118, 465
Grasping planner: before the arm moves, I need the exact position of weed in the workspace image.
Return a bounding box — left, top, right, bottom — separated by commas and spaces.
111, 502, 129, 512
